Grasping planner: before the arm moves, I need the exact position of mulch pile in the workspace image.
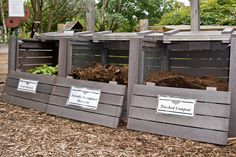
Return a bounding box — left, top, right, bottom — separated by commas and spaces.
70, 63, 128, 85
145, 72, 228, 91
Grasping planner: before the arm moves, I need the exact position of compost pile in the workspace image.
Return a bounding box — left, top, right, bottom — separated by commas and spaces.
146, 71, 228, 91
70, 63, 128, 85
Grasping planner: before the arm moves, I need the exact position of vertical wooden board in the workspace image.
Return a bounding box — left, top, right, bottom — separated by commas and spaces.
191, 0, 200, 32
127, 118, 228, 145
8, 37, 17, 72
58, 39, 68, 77
86, 0, 95, 32
229, 37, 236, 137
46, 105, 119, 128
127, 38, 141, 114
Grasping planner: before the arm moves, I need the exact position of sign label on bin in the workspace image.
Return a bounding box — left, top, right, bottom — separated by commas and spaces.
67, 86, 101, 110
157, 95, 196, 117
17, 78, 38, 94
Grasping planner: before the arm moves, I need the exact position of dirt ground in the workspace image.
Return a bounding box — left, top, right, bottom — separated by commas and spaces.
0, 84, 235, 157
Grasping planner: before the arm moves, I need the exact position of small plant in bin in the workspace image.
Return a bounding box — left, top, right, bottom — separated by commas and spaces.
27, 64, 58, 75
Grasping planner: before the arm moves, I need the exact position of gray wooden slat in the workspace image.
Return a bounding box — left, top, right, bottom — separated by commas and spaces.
129, 107, 229, 131
49, 95, 122, 117
56, 77, 126, 95
2, 94, 47, 112
5, 86, 50, 103
8, 71, 56, 84
46, 105, 120, 128
171, 67, 229, 77
108, 57, 128, 64
170, 50, 230, 59
51, 86, 124, 106
8, 37, 17, 72
6, 78, 54, 94
58, 39, 68, 77
127, 118, 228, 145
19, 58, 54, 65
108, 50, 129, 56
171, 59, 229, 68
133, 84, 231, 104
19, 50, 54, 57
103, 41, 129, 50
131, 95, 230, 118
19, 40, 56, 49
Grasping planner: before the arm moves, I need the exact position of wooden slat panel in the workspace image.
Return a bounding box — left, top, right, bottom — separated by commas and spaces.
51, 86, 124, 106
108, 50, 129, 56
8, 71, 56, 84
5, 86, 50, 103
127, 118, 228, 145
6, 78, 54, 94
19, 58, 54, 65
19, 50, 54, 57
103, 41, 129, 50
129, 107, 229, 131
2, 94, 47, 112
46, 105, 120, 128
171, 59, 229, 68
108, 57, 128, 64
19, 41, 56, 49
131, 95, 230, 118
56, 77, 126, 95
133, 84, 231, 104
49, 95, 122, 117
171, 67, 229, 77
170, 50, 230, 59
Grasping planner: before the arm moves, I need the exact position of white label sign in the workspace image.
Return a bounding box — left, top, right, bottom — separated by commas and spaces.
157, 95, 196, 117
17, 78, 38, 94
9, 0, 25, 17
67, 86, 101, 110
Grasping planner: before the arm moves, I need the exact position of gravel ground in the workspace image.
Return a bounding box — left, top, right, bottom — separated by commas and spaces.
0, 84, 235, 157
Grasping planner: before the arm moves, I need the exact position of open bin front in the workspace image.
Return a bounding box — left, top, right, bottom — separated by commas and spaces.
127, 31, 232, 145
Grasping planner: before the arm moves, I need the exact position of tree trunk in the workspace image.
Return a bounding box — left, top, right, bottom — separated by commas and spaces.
0, 0, 7, 42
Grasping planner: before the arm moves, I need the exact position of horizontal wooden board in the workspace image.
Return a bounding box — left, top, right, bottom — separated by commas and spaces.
19, 58, 54, 65
46, 105, 120, 128
133, 84, 231, 104
102, 41, 129, 50
56, 77, 126, 95
108, 50, 129, 56
2, 94, 47, 112
171, 67, 229, 77
51, 86, 124, 106
170, 50, 230, 59
171, 59, 229, 68
19, 41, 56, 49
7, 71, 56, 84
49, 95, 122, 117
108, 57, 128, 64
6, 78, 54, 94
5, 86, 50, 103
127, 118, 228, 145
129, 107, 229, 131
19, 50, 54, 57
131, 95, 230, 118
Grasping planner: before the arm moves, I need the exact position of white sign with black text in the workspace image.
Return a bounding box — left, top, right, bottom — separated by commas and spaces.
67, 86, 101, 110
157, 95, 196, 117
17, 78, 38, 94
9, 0, 25, 17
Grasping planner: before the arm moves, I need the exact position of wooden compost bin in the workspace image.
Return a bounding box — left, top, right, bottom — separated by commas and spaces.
127, 30, 233, 145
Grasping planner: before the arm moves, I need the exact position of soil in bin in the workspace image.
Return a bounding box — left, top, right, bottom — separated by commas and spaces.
70, 63, 228, 91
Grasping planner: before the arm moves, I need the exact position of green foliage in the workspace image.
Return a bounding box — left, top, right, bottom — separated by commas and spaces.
27, 64, 58, 75
159, 0, 236, 26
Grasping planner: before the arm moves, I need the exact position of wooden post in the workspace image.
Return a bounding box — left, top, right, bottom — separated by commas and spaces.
190, 0, 200, 32
127, 38, 142, 115
86, 0, 95, 32
57, 24, 65, 33
58, 39, 68, 77
229, 34, 236, 137
140, 19, 149, 31
8, 36, 17, 72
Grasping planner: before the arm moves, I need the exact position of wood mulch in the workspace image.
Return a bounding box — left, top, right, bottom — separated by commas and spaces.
0, 85, 235, 157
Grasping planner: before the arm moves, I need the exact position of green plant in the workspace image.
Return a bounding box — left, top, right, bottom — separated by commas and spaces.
27, 64, 58, 75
